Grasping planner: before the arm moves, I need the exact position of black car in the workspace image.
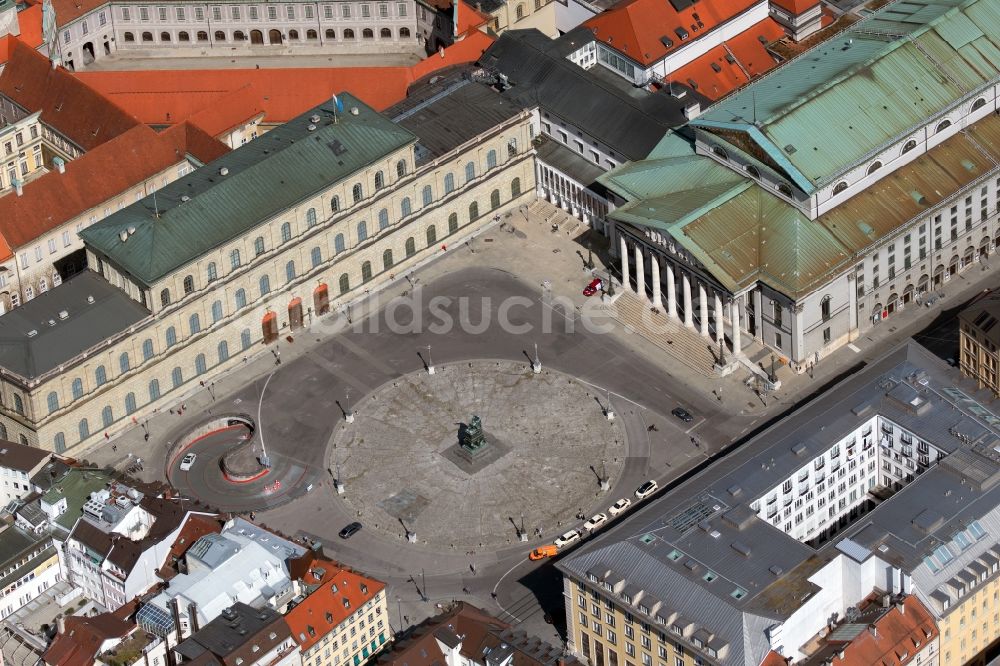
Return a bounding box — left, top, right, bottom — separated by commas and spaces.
339, 522, 363, 539
671, 407, 694, 422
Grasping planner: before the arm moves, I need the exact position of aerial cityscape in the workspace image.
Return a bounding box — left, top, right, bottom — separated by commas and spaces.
0, 0, 996, 662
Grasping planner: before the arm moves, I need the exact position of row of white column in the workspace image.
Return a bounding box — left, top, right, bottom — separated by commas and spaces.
620, 236, 742, 355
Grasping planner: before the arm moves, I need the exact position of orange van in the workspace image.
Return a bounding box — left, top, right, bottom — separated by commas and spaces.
529, 545, 559, 560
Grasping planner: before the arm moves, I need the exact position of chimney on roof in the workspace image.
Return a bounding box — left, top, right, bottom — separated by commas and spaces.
867, 624, 877, 638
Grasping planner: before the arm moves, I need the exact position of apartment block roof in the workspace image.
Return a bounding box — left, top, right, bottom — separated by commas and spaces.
605, 108, 1000, 298
0, 271, 149, 380
0, 439, 50, 474
43, 605, 136, 666
174, 602, 291, 666
958, 291, 1000, 347
583, 0, 763, 67
80, 93, 415, 287
691, 0, 1000, 193
559, 341, 1000, 664
0, 40, 140, 151
479, 30, 702, 161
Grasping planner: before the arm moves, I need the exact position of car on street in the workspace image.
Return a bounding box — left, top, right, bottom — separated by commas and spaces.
554, 530, 581, 548
583, 513, 608, 531
583, 278, 604, 296
671, 406, 694, 422
179, 453, 197, 471
635, 480, 658, 500
529, 545, 559, 560
339, 522, 363, 539
608, 498, 632, 517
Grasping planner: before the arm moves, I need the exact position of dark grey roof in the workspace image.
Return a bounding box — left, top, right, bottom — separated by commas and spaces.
535, 138, 606, 192
387, 71, 525, 163
0, 271, 149, 380
0, 440, 49, 474
80, 93, 416, 287
959, 292, 1000, 346
174, 602, 289, 661
478, 30, 705, 161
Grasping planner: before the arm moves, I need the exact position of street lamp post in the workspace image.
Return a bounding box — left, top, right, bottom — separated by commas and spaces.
427, 345, 435, 375
605, 388, 615, 422
397, 596, 404, 632
599, 458, 610, 491
532, 343, 541, 374
345, 389, 355, 424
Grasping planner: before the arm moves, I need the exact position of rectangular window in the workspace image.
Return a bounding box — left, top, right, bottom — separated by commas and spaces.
250, 6, 259, 19
195, 7, 204, 19
63, 29, 70, 43
158, 6, 167, 21
122, 6, 131, 20
62, 231, 71, 247
47, 239, 56, 254
267, 6, 277, 19
305, 5, 314, 17
81, 20, 89, 34
175, 7, 184, 20
324, 5, 333, 18
231, 6, 240, 20
342, 4, 351, 17
212, 6, 222, 20
99, 11, 107, 25
286, 5, 295, 18
397, 2, 406, 15
361, 4, 371, 17
775, 332, 782, 348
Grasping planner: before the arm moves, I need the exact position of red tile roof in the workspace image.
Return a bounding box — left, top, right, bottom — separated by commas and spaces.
17, 4, 46, 51
285, 557, 385, 653
663, 17, 784, 99
50, 0, 107, 27
43, 610, 135, 666
759, 651, 789, 666
186, 84, 266, 137
584, 0, 762, 67
411, 29, 494, 79
0, 121, 228, 251
770, 0, 820, 15
0, 40, 141, 151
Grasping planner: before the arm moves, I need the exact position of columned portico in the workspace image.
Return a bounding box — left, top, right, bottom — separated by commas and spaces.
650, 254, 662, 307
699, 283, 709, 337
666, 265, 676, 318
634, 246, 646, 299
682, 273, 694, 328
714, 292, 724, 345
620, 236, 630, 291
731, 299, 742, 353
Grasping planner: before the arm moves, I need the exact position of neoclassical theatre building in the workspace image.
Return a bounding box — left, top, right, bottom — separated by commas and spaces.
0, 83, 534, 452
603, 0, 1000, 372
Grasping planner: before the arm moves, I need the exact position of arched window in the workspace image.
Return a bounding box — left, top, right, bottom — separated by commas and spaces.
833, 181, 848, 195
405, 237, 416, 257
357, 221, 368, 242
465, 162, 476, 182
311, 246, 323, 268
172, 367, 183, 388
289, 29, 299, 39
142, 31, 153, 42
486, 150, 497, 170
339, 273, 350, 294
511, 178, 521, 198
469, 201, 479, 221
867, 161, 882, 175
236, 288, 247, 309
401, 198, 412, 217
449, 213, 459, 234
515, 3, 524, 18
363, 28, 373, 38
124, 392, 137, 415
380, 27, 391, 37
711, 146, 728, 160
422, 185, 433, 206
241, 329, 252, 350
776, 182, 792, 196
195, 354, 207, 375
95, 365, 107, 386
745, 165, 760, 179
79, 419, 90, 441
230, 248, 241, 270
821, 295, 832, 321
259, 275, 271, 295
490, 189, 501, 209
331, 195, 340, 213
160, 31, 171, 42
218, 341, 229, 363
334, 234, 346, 254
215, 30, 225, 41
10, 394, 22, 416
207, 262, 218, 282
426, 226, 437, 246
306, 208, 317, 227
183, 275, 195, 295
54, 432, 66, 453
178, 31, 190, 41
166, 326, 177, 347
141, 339, 154, 361
352, 183, 363, 203
119, 352, 130, 374
507, 137, 518, 158
197, 30, 209, 41
936, 119, 951, 133
211, 300, 223, 322
72, 378, 84, 399
972, 98, 987, 111
47, 392, 59, 414
344, 28, 355, 39
149, 379, 160, 401
307, 29, 318, 39
39, 278, 47, 293
234, 30, 246, 41
374, 171, 385, 190
124, 31, 135, 42
326, 28, 335, 38
400, 27, 410, 37
379, 208, 390, 230
254, 237, 265, 256
362, 261, 373, 282
383, 249, 393, 270
102, 405, 113, 428
396, 159, 407, 178
0, 423, 7, 439
286, 260, 296, 282
281, 222, 292, 243
189, 313, 201, 334
902, 139, 917, 154
444, 173, 455, 194
160, 289, 171, 307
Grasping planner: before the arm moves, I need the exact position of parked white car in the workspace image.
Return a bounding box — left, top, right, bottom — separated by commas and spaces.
608, 498, 632, 517
584, 513, 608, 531
635, 479, 658, 500
554, 530, 582, 548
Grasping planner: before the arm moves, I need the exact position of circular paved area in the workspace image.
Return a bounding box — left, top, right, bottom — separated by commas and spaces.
331, 360, 626, 550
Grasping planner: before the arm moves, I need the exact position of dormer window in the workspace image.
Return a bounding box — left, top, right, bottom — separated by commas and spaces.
936, 119, 951, 133
867, 161, 882, 175
902, 139, 917, 154
833, 181, 848, 195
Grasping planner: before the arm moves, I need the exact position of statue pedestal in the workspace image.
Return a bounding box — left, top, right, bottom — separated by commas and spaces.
519, 532, 529, 542
335, 481, 345, 495
532, 361, 541, 374
345, 411, 355, 423
600, 478, 610, 491
406, 531, 417, 543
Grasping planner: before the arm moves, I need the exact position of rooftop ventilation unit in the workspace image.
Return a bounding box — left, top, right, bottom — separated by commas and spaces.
307, 124, 317, 132
310, 114, 321, 123
119, 230, 128, 242
181, 195, 191, 202
27, 330, 37, 338
219, 167, 230, 176
87, 295, 95, 304
58, 310, 68, 320
350, 107, 360, 116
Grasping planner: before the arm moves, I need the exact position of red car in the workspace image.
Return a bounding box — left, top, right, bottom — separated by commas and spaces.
583, 278, 604, 296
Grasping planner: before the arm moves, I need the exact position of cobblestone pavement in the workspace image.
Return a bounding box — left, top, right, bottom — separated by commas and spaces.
332, 361, 625, 551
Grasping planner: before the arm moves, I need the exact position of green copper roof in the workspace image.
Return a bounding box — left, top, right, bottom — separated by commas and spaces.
692, 0, 1000, 193
80, 93, 416, 286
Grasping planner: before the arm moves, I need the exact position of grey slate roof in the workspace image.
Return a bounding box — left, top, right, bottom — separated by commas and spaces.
0, 440, 49, 474
80, 93, 417, 287
0, 271, 149, 380
478, 30, 704, 161
559, 341, 1000, 663
958, 292, 1000, 346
